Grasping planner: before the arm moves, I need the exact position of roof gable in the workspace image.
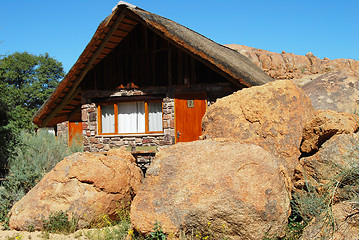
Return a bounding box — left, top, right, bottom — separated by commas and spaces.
33, 3, 273, 127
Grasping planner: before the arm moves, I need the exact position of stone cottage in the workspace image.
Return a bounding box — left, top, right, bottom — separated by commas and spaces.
33, 1, 273, 161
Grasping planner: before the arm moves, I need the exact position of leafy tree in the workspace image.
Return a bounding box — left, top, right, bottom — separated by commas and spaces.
0, 52, 65, 169
0, 52, 65, 131
0, 82, 12, 169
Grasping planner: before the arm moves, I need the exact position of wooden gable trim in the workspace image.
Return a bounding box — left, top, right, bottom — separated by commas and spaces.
39, 10, 129, 127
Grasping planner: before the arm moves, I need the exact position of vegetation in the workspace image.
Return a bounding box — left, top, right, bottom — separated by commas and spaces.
0, 130, 82, 228
42, 210, 78, 234
0, 52, 64, 131
0, 89, 13, 169
146, 222, 166, 240
284, 163, 359, 239
83, 205, 133, 240
0, 51, 65, 170
0, 51, 68, 229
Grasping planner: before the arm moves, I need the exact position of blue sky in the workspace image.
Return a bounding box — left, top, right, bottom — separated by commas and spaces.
1, 0, 358, 73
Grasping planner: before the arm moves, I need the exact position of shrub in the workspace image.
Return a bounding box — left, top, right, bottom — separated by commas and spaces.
0, 129, 82, 225
147, 222, 166, 240
292, 183, 327, 223
8, 129, 81, 174
42, 210, 78, 233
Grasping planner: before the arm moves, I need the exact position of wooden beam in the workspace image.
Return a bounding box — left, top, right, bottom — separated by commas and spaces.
178, 49, 183, 85
41, 87, 81, 126
122, 18, 137, 26
168, 44, 172, 87
40, 10, 128, 127
152, 33, 157, 86
190, 57, 197, 84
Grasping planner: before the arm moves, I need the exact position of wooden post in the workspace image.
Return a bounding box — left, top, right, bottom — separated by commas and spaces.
168, 43, 172, 87
152, 33, 156, 86
178, 49, 183, 85
190, 57, 197, 84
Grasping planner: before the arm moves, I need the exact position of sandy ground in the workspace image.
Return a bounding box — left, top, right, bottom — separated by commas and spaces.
0, 226, 126, 240
0, 229, 89, 240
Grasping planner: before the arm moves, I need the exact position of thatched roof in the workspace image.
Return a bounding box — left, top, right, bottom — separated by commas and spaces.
33, 2, 274, 127
132, 8, 273, 86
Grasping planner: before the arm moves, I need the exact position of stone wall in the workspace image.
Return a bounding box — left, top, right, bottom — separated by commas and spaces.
56, 121, 69, 144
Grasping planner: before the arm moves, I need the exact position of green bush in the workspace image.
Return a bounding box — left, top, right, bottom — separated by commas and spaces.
9, 129, 81, 174
42, 210, 78, 233
0, 129, 82, 226
147, 222, 166, 240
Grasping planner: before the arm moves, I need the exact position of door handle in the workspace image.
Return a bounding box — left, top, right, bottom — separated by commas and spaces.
177, 131, 181, 138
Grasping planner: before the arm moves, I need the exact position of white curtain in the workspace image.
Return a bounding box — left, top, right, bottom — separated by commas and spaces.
101, 105, 115, 133
118, 102, 145, 133
148, 102, 163, 132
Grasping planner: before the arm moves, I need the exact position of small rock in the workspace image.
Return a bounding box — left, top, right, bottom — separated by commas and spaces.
301, 110, 359, 154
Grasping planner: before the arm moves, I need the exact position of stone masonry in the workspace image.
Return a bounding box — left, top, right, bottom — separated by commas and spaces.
56, 121, 69, 142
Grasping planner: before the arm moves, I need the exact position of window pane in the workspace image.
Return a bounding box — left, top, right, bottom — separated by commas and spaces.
101, 105, 115, 133
137, 102, 145, 133
148, 102, 163, 132
118, 102, 145, 133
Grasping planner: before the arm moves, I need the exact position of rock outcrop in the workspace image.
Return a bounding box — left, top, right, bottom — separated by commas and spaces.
226, 45, 359, 114
226, 44, 359, 79
295, 71, 359, 113
8, 149, 142, 231
226, 45, 359, 113
131, 140, 291, 239
301, 110, 359, 154
201, 80, 315, 174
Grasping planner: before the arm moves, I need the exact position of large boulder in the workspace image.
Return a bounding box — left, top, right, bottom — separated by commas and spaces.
301, 110, 359, 154
201, 80, 315, 174
300, 201, 359, 240
131, 140, 291, 239
9, 149, 142, 231
297, 71, 359, 113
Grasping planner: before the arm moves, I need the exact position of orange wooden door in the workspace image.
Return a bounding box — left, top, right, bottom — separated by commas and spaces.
175, 92, 207, 143
68, 121, 83, 147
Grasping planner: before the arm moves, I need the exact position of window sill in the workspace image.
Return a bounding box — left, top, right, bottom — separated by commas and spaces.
95, 132, 164, 138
